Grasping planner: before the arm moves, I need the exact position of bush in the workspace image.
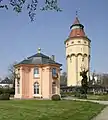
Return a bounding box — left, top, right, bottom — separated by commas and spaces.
60, 92, 75, 97
51, 94, 61, 101
74, 92, 80, 97
0, 88, 15, 95
79, 94, 87, 99
9, 88, 15, 95
60, 94, 66, 98
74, 87, 81, 97
87, 91, 94, 95
0, 93, 10, 100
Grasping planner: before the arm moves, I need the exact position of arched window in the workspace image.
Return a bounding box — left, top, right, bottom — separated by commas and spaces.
34, 82, 39, 94
34, 67, 39, 78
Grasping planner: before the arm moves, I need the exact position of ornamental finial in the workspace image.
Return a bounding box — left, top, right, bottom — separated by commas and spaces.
38, 48, 41, 53
76, 10, 78, 17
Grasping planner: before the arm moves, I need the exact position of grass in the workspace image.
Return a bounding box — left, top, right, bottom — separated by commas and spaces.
87, 94, 108, 101
0, 100, 105, 120
61, 92, 108, 101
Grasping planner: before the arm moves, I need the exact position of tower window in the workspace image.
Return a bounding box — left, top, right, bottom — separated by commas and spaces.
82, 57, 84, 62
84, 41, 86, 44
67, 43, 68, 46
70, 58, 72, 63
71, 41, 74, 44
78, 41, 81, 43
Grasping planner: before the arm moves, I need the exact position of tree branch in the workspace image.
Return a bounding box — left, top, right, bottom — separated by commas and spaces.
0, 0, 62, 21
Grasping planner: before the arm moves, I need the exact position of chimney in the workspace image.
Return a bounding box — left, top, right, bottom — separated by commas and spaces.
51, 55, 55, 61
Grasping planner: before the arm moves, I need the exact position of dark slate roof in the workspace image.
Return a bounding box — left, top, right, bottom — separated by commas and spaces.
17, 53, 62, 66
28, 53, 49, 59
0, 77, 12, 84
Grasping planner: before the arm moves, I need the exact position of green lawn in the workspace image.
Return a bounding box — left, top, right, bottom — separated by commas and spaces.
0, 100, 105, 120
87, 94, 108, 101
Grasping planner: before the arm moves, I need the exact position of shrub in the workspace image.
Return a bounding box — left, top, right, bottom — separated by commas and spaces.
0, 88, 15, 95
51, 94, 61, 101
87, 91, 94, 95
60, 92, 75, 97
0, 93, 10, 100
74, 87, 81, 97
79, 94, 87, 99
9, 88, 15, 95
60, 94, 66, 98
74, 92, 80, 97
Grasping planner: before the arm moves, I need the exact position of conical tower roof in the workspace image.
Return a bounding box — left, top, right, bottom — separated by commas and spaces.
73, 17, 80, 25
69, 17, 85, 38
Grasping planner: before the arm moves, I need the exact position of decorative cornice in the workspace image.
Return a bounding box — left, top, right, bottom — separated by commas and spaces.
65, 44, 91, 49
66, 53, 90, 59
46, 67, 52, 72
15, 63, 62, 68
42, 68, 45, 72
64, 36, 91, 44
22, 67, 31, 72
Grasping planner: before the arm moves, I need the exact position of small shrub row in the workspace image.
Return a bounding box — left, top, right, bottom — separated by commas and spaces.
0, 88, 15, 95
74, 93, 87, 99
0, 93, 10, 100
74, 92, 80, 97
79, 94, 87, 99
60, 92, 75, 97
0, 88, 14, 100
87, 91, 108, 95
51, 94, 61, 101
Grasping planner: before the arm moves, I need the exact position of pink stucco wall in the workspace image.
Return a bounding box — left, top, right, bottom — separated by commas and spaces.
14, 64, 61, 99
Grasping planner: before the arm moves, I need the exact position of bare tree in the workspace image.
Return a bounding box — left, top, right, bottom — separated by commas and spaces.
60, 72, 67, 86
0, 77, 2, 82
8, 62, 17, 89
80, 68, 88, 98
101, 73, 108, 88
0, 0, 61, 21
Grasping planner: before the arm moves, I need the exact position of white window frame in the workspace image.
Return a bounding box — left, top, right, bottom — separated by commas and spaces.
52, 68, 56, 76
34, 82, 39, 95
34, 67, 39, 78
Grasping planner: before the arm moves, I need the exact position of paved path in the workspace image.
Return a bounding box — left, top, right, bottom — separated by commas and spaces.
63, 97, 108, 120
92, 106, 108, 120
